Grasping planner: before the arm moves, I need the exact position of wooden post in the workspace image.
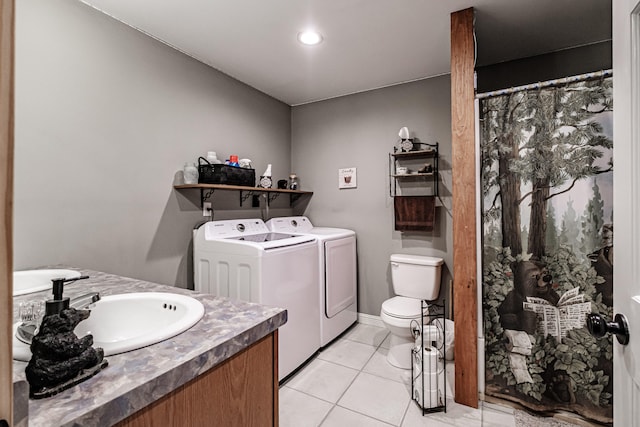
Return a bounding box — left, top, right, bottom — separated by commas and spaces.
0, 0, 14, 424
451, 7, 478, 408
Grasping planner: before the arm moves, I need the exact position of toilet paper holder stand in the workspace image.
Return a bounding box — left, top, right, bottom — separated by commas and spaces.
410, 300, 447, 415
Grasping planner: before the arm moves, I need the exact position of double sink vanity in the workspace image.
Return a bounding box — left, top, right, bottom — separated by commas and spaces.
11, 268, 287, 426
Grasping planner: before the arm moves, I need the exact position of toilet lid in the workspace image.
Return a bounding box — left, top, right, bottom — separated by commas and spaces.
381, 296, 423, 319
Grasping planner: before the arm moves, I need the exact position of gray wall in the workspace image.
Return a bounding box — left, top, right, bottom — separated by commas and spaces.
14, 0, 291, 287
291, 76, 453, 316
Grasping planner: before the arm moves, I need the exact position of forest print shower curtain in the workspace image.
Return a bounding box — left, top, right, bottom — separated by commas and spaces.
481, 76, 613, 425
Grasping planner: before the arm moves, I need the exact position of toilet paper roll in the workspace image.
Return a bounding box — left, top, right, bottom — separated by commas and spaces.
413, 372, 444, 409
413, 346, 439, 375
414, 325, 442, 353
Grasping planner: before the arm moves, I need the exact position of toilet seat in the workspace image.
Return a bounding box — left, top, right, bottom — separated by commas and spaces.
381, 296, 423, 319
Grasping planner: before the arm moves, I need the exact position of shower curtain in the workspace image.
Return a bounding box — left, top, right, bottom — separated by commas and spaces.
480, 74, 613, 425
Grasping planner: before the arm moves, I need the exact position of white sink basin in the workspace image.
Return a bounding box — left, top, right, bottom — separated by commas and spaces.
13, 269, 81, 296
13, 292, 205, 361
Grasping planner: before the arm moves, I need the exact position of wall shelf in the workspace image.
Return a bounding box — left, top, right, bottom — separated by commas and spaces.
174, 183, 313, 207
389, 142, 439, 197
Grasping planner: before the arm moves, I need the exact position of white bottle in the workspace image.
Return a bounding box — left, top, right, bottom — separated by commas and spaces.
183, 162, 199, 184
206, 151, 222, 164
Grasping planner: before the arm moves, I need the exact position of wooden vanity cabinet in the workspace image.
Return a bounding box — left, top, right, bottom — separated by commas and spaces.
116, 332, 279, 427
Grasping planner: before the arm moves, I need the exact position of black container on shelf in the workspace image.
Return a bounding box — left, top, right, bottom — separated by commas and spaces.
197, 157, 255, 186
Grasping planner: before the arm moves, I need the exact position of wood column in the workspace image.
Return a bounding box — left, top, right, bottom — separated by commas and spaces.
451, 7, 478, 408
0, 0, 14, 424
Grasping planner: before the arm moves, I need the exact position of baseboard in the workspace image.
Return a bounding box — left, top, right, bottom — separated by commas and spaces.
357, 313, 384, 328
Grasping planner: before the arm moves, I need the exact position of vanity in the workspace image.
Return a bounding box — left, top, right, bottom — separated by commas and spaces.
11, 269, 287, 427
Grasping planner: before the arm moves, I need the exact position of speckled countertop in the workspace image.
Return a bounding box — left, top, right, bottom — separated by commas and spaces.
12, 268, 287, 427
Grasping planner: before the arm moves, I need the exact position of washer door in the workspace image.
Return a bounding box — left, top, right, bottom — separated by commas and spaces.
324, 237, 357, 318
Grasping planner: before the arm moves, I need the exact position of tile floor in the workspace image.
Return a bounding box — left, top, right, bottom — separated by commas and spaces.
279, 322, 518, 427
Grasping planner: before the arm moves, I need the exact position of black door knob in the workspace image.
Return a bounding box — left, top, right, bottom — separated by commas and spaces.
586, 313, 630, 345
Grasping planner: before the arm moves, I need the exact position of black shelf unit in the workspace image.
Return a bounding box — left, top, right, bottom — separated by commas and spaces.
389, 142, 439, 197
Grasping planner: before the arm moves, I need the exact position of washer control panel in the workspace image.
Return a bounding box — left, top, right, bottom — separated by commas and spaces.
266, 216, 313, 233
204, 219, 268, 239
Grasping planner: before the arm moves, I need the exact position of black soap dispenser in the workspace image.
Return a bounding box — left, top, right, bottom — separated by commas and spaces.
45, 278, 70, 316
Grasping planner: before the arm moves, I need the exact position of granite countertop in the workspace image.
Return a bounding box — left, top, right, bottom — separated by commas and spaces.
12, 268, 287, 427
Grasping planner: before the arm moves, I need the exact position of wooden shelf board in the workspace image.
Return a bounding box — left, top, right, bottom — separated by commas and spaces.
392, 173, 434, 178
174, 183, 313, 196
391, 149, 436, 159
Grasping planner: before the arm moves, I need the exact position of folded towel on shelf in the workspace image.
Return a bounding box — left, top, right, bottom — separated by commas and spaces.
394, 196, 435, 231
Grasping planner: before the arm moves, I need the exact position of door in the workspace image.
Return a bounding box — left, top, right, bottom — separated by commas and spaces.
0, 0, 14, 425
613, 0, 640, 424
324, 237, 356, 318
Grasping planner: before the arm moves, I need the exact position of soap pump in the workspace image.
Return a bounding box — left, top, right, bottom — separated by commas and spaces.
45, 275, 90, 316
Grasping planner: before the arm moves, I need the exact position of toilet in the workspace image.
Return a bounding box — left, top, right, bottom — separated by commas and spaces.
380, 254, 443, 369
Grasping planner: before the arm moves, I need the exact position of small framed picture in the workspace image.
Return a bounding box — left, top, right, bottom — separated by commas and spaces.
339, 168, 357, 189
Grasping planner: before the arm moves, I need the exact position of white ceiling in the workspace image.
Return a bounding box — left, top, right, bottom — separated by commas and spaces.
79, 0, 611, 106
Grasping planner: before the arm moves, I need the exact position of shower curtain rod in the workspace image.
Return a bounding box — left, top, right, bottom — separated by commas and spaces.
475, 69, 612, 99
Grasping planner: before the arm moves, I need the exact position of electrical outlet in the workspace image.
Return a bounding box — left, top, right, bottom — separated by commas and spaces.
202, 202, 212, 217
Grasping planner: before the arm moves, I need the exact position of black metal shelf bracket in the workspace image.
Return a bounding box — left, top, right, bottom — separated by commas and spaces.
200, 188, 215, 207
267, 192, 280, 205
240, 190, 255, 207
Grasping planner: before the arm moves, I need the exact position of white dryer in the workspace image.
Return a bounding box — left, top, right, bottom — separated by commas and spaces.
266, 216, 357, 347
193, 218, 320, 380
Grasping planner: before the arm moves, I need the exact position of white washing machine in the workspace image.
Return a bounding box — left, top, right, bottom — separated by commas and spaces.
266, 216, 357, 347
193, 218, 320, 380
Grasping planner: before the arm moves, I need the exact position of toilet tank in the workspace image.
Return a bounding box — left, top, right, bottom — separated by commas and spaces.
390, 254, 443, 300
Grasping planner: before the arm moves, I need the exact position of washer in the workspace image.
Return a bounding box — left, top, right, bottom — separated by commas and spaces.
266, 216, 357, 347
193, 218, 320, 380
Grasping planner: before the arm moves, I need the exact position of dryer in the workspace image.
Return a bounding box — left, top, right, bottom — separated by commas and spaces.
266, 216, 357, 347
193, 218, 320, 380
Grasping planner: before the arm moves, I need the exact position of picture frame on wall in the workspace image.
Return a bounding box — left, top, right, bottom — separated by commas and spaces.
338, 168, 357, 189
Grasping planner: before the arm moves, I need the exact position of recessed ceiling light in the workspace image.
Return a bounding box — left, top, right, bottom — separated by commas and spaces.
297, 31, 323, 46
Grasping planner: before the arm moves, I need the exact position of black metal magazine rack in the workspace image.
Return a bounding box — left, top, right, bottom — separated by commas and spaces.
410, 300, 447, 415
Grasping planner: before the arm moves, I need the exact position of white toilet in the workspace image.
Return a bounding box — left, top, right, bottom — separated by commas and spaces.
380, 254, 443, 369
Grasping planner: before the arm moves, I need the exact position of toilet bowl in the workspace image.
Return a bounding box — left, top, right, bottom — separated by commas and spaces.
381, 296, 423, 368
381, 254, 443, 369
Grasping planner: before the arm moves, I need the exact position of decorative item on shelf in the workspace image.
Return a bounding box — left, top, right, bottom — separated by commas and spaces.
289, 174, 299, 190
397, 126, 414, 152
239, 158, 252, 168
183, 162, 199, 184
206, 151, 222, 164
418, 164, 433, 174
396, 166, 409, 175
259, 164, 273, 188
277, 179, 288, 189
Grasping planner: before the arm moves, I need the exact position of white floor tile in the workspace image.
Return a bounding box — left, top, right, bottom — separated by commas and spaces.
321, 406, 394, 427
286, 358, 359, 403
279, 386, 333, 427
279, 321, 519, 427
338, 372, 411, 426
317, 339, 377, 370
401, 401, 458, 427
380, 333, 391, 349
362, 347, 412, 384
418, 399, 482, 427
343, 323, 389, 348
